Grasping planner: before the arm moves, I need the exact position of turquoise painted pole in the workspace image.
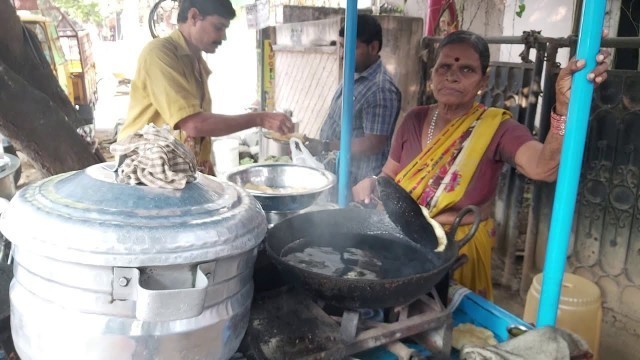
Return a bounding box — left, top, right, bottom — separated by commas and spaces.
536, 0, 606, 327
337, 0, 358, 208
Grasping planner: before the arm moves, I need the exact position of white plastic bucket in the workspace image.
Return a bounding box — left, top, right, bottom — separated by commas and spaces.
213, 138, 239, 177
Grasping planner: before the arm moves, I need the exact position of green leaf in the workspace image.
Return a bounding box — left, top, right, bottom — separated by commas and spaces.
516, 3, 526, 18
51, 0, 102, 26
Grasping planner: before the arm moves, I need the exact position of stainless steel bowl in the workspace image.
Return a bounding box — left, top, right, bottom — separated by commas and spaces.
0, 154, 20, 200
225, 163, 336, 212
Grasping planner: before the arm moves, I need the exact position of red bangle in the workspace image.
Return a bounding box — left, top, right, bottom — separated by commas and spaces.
550, 107, 566, 136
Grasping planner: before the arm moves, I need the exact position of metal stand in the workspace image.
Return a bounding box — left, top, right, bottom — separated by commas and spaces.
327, 290, 452, 359
340, 310, 360, 342
242, 287, 453, 360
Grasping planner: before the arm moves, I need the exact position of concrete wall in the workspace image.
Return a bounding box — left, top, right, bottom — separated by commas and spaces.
267, 0, 372, 26
275, 17, 341, 46
500, 0, 621, 65
499, 0, 574, 65
402, 0, 427, 30
458, 0, 506, 62
377, 16, 424, 123
392, 0, 506, 35
277, 5, 344, 24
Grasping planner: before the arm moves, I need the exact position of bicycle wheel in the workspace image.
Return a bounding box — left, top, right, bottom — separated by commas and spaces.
148, 0, 180, 39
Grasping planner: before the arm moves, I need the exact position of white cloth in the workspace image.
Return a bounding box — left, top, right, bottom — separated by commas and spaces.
460, 326, 592, 360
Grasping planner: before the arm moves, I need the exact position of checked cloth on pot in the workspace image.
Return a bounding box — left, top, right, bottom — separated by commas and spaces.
110, 124, 197, 189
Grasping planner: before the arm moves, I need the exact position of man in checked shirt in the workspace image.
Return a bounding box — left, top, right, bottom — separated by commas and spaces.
306, 15, 402, 197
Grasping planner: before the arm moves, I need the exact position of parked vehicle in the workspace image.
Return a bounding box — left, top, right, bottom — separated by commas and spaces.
17, 10, 96, 144
0, 135, 21, 185
18, 13, 73, 103
57, 14, 99, 114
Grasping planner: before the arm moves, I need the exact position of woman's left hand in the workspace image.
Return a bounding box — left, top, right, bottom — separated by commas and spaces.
555, 29, 611, 115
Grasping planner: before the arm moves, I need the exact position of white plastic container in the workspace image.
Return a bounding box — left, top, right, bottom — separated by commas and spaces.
213, 138, 240, 177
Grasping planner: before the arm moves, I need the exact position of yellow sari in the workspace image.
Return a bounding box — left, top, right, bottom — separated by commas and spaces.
395, 103, 511, 300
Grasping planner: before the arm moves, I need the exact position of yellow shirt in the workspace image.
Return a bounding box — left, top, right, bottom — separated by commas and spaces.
119, 30, 213, 174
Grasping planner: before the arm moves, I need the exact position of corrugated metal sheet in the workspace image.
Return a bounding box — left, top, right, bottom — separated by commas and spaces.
274, 47, 340, 138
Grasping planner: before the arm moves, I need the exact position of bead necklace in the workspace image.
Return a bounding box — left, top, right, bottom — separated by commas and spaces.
426, 109, 439, 144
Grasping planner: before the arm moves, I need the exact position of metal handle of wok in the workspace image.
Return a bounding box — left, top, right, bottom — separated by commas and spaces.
450, 205, 482, 250
451, 254, 469, 272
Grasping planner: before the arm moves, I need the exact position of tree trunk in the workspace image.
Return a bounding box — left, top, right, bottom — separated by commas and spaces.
0, 0, 103, 177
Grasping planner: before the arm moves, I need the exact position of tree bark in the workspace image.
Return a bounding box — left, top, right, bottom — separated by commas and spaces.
0, 0, 103, 177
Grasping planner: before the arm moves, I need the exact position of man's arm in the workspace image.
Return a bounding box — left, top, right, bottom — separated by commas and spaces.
327, 133, 388, 156
141, 46, 292, 137
176, 111, 292, 138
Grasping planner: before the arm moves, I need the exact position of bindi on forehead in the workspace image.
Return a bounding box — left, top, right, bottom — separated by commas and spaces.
455, 57, 460, 62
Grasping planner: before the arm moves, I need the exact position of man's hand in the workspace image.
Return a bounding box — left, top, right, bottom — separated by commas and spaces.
352, 176, 377, 204
303, 138, 326, 156
257, 112, 294, 134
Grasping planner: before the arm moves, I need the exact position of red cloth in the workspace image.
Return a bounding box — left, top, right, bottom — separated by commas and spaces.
389, 106, 534, 211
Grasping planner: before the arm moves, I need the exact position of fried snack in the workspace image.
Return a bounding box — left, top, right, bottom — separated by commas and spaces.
419, 205, 448, 252
452, 323, 498, 350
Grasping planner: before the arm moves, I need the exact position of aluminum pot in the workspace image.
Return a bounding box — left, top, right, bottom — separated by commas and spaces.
0, 163, 267, 360
0, 198, 11, 325
0, 154, 20, 200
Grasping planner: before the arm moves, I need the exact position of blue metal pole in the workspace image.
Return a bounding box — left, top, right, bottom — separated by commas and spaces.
337, 0, 358, 208
536, 0, 606, 327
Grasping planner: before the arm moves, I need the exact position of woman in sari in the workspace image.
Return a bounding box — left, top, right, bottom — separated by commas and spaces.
352, 30, 610, 300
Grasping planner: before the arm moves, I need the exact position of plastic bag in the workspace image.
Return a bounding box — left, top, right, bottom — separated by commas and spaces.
289, 138, 325, 170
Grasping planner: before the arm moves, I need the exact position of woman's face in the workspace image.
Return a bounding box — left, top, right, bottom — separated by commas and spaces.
431, 43, 488, 108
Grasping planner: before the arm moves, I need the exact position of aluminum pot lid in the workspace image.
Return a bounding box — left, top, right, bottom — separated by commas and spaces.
0, 163, 267, 266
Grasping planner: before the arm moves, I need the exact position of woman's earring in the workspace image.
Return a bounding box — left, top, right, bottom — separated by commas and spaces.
477, 90, 483, 96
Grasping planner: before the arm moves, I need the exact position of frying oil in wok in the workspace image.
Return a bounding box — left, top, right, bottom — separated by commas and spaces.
281, 234, 433, 280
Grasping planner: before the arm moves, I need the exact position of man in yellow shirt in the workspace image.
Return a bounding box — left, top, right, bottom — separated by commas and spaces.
119, 0, 292, 175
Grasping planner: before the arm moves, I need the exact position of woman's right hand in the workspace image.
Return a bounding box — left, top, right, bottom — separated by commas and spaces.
352, 176, 377, 204
554, 29, 610, 115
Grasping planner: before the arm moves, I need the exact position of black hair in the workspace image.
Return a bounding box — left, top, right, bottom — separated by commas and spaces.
437, 30, 490, 75
177, 0, 236, 23
339, 14, 383, 53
